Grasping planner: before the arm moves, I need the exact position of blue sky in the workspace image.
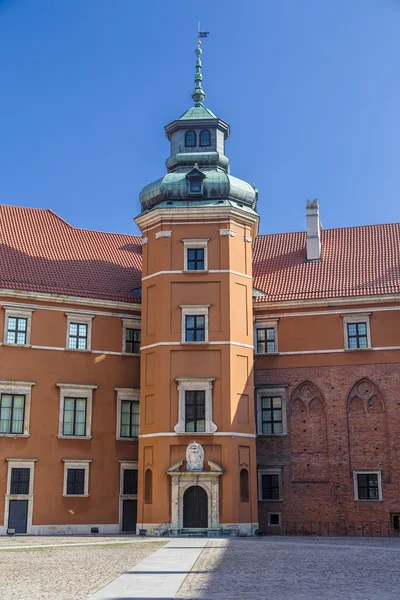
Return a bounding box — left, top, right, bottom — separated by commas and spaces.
1, 0, 400, 236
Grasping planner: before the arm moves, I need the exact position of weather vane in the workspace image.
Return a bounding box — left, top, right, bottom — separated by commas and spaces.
197, 21, 209, 41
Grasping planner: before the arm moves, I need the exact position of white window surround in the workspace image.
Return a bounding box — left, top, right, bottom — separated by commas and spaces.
121, 319, 141, 355
254, 319, 279, 355
268, 512, 282, 526
180, 305, 210, 343
174, 377, 217, 434
4, 458, 37, 534
56, 383, 97, 439
342, 313, 372, 350
353, 470, 383, 502
3, 306, 35, 347
0, 380, 35, 437
65, 313, 94, 351
258, 467, 283, 501
182, 238, 209, 272
62, 459, 91, 497
115, 387, 140, 440
256, 386, 288, 436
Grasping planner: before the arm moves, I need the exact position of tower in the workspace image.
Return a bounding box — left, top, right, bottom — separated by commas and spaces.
135, 41, 259, 534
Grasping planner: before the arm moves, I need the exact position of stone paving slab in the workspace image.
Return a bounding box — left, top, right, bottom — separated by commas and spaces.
88, 538, 208, 599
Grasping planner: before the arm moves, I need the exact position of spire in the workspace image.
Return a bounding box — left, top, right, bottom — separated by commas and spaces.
191, 41, 206, 107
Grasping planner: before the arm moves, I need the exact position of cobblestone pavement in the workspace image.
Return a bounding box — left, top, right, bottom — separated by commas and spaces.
176, 536, 400, 600
0, 538, 164, 599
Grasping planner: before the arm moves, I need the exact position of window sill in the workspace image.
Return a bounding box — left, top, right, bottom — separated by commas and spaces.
65, 348, 92, 353
181, 341, 209, 345
2, 343, 31, 348
121, 352, 140, 356
255, 352, 279, 356
57, 435, 93, 440
258, 499, 284, 502
345, 347, 372, 352
175, 431, 216, 436
62, 494, 89, 498
0, 433, 30, 438
116, 436, 139, 441
182, 270, 209, 274
354, 499, 383, 502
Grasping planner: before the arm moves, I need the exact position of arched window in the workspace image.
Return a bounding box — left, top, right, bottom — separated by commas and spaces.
144, 469, 152, 504
185, 130, 196, 147
199, 130, 211, 147
240, 468, 249, 503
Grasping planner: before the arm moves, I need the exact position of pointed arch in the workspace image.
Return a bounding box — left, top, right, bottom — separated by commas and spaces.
290, 380, 325, 409
347, 378, 385, 414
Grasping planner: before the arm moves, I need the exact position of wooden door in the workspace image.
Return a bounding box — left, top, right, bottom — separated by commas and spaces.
183, 486, 208, 528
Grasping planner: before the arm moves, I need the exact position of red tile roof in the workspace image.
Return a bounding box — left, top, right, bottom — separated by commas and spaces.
253, 223, 400, 303
0, 205, 142, 303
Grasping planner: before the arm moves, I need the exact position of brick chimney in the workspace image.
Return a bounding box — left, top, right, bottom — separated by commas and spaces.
306, 199, 321, 261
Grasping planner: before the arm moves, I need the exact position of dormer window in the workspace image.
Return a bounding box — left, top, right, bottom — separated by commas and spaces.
185, 130, 196, 147
186, 167, 206, 197
189, 179, 202, 194
199, 130, 211, 147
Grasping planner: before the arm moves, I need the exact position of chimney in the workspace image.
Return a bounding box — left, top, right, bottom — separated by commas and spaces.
306, 199, 321, 261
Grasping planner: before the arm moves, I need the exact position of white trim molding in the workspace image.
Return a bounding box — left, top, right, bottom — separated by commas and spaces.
244, 235, 253, 243
3, 306, 35, 347
254, 319, 279, 355
182, 238, 209, 272
174, 377, 217, 434
258, 467, 283, 501
56, 383, 97, 439
115, 387, 140, 440
4, 459, 37, 534
0, 380, 35, 437
342, 313, 372, 350
121, 318, 141, 355
65, 313, 94, 351
139, 431, 256, 439
256, 386, 288, 436
180, 304, 210, 343
62, 459, 92, 497
141, 237, 148, 245
353, 470, 383, 502
219, 229, 236, 237
155, 230, 172, 239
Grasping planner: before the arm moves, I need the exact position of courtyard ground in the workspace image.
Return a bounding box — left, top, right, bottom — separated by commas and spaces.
0, 535, 400, 599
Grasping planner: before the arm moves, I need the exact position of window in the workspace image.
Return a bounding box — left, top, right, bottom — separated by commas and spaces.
199, 129, 211, 147
185, 315, 205, 342
391, 514, 400, 531
120, 400, 140, 438
185, 130, 196, 147
256, 328, 275, 354
125, 328, 140, 354
115, 388, 140, 440
57, 384, 96, 439
189, 179, 202, 194
62, 460, 91, 497
0, 394, 25, 434
10, 468, 30, 494
183, 239, 209, 271
354, 471, 382, 501
258, 469, 282, 500
268, 513, 281, 526
343, 314, 371, 350
174, 377, 217, 434
144, 469, 153, 504
261, 396, 283, 434
123, 469, 138, 495
240, 469, 249, 503
65, 314, 93, 351
3, 307, 34, 346
185, 390, 205, 432
181, 305, 209, 343
62, 398, 87, 436
256, 387, 287, 435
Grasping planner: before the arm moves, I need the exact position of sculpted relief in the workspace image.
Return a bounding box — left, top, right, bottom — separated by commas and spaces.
186, 441, 204, 471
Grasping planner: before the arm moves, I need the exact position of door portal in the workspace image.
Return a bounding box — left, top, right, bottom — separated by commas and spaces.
8, 500, 28, 533
122, 499, 137, 532
183, 485, 208, 528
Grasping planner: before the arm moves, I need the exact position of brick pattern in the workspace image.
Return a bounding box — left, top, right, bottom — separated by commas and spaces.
255, 363, 400, 529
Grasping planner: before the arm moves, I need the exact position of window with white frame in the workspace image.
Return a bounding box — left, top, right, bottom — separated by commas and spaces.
354, 470, 382, 501
256, 386, 287, 435
180, 305, 209, 343
62, 460, 91, 497
258, 468, 283, 501
0, 381, 34, 437
3, 306, 34, 346
57, 383, 96, 438
120, 462, 138, 495
115, 388, 140, 440
254, 320, 279, 354
121, 319, 141, 354
182, 239, 209, 271
174, 377, 217, 434
65, 313, 94, 350
342, 314, 371, 350
268, 512, 281, 526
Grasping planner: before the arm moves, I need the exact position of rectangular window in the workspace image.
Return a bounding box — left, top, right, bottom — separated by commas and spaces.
62, 397, 87, 436
261, 474, 280, 500
0, 394, 25, 434
125, 328, 140, 354
185, 315, 205, 342
269, 513, 281, 526
187, 248, 205, 271
120, 400, 140, 438
257, 328, 275, 354
189, 179, 202, 194
347, 322, 368, 349
123, 469, 138, 495
6, 317, 27, 345
68, 323, 88, 350
185, 390, 205, 432
261, 396, 282, 434
66, 468, 85, 495
10, 468, 30, 495
357, 473, 379, 500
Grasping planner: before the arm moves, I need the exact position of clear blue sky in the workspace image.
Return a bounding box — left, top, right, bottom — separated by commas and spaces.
1, 0, 400, 236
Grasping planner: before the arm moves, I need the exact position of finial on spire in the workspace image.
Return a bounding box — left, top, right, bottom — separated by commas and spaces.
192, 23, 209, 106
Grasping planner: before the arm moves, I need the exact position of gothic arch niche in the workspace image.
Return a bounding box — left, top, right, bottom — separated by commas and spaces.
347, 378, 388, 472
290, 381, 329, 482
